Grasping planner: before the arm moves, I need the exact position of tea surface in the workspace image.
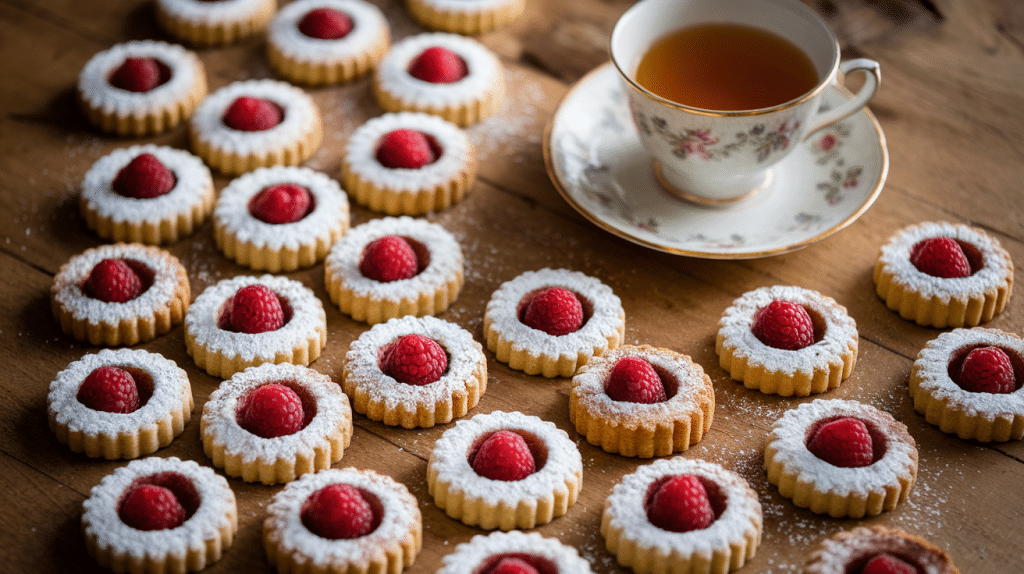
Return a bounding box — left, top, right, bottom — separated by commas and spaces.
634, 23, 819, 111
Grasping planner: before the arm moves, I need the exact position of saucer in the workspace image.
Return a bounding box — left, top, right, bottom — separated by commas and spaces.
543, 63, 888, 259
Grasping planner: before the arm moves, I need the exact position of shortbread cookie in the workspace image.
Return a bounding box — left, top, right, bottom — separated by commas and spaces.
483, 268, 625, 378
267, 0, 390, 86
803, 526, 960, 574
765, 399, 918, 518
155, 0, 276, 47
78, 40, 207, 137
264, 467, 422, 574
324, 216, 464, 324
874, 221, 1014, 328
373, 32, 504, 126
716, 285, 858, 396
80, 145, 215, 244
201, 363, 352, 484
48, 349, 193, 460
427, 411, 583, 530
602, 457, 762, 574
342, 315, 486, 428
438, 531, 592, 574
213, 166, 350, 272
189, 79, 323, 176
341, 112, 477, 215
570, 345, 714, 458
184, 274, 328, 379
51, 243, 191, 346
407, 0, 526, 35
82, 456, 237, 574
910, 328, 1024, 442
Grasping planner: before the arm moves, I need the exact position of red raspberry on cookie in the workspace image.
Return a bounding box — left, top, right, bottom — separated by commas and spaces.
909, 237, 971, 278
109, 57, 164, 93
300, 483, 376, 539
958, 346, 1016, 394
113, 153, 176, 199
359, 235, 420, 282
85, 258, 144, 303
470, 430, 536, 481
237, 383, 305, 439
487, 557, 540, 574
408, 46, 468, 84
222, 96, 283, 132
375, 129, 439, 169
645, 474, 715, 533
751, 300, 815, 350
77, 366, 141, 413
119, 484, 186, 531
228, 284, 285, 334
249, 183, 313, 224
297, 7, 354, 40
382, 334, 448, 386
604, 356, 666, 404
521, 287, 584, 336
861, 553, 920, 574
806, 416, 874, 468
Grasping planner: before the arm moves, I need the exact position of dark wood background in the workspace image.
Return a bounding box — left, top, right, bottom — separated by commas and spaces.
1, 0, 1022, 572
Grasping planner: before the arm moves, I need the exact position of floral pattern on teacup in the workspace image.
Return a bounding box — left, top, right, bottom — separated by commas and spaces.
634, 111, 801, 163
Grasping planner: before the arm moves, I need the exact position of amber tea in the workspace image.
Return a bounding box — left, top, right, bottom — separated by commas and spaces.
634, 23, 819, 111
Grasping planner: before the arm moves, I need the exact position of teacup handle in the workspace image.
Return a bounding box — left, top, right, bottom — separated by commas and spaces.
804, 58, 881, 138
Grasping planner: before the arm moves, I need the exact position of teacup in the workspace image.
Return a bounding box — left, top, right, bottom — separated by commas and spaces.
611, 0, 880, 205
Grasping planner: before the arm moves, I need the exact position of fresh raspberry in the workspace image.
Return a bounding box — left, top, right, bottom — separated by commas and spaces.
228, 284, 285, 334
359, 235, 420, 282
645, 474, 715, 533
375, 129, 439, 169
77, 366, 141, 413
382, 334, 448, 386
112, 153, 176, 199
470, 430, 536, 481
861, 553, 920, 574
248, 183, 312, 224
84, 258, 143, 303
301, 483, 375, 539
521, 287, 584, 336
237, 383, 305, 438
408, 46, 468, 83
222, 96, 283, 131
806, 416, 875, 468
298, 7, 354, 39
119, 484, 186, 531
109, 57, 164, 93
486, 557, 540, 574
958, 346, 1016, 394
604, 356, 666, 403
751, 300, 815, 350
909, 237, 971, 278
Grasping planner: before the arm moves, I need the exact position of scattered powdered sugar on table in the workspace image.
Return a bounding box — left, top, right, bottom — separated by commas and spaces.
467, 66, 547, 163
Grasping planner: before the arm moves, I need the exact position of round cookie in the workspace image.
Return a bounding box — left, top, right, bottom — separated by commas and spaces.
406, 0, 526, 35
155, 0, 276, 47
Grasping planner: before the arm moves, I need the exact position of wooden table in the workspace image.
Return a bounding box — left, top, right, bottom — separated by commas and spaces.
2, 0, 1022, 572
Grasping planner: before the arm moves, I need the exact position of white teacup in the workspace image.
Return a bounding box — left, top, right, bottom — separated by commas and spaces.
611, 0, 880, 205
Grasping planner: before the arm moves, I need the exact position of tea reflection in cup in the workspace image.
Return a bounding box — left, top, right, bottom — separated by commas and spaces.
611, 0, 880, 205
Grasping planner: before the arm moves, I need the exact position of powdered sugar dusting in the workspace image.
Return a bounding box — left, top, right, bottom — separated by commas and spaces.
214, 166, 349, 251
265, 467, 420, 568
48, 349, 191, 435
324, 216, 463, 299
82, 457, 236, 557
344, 315, 485, 409
156, 0, 270, 24
81, 145, 213, 225
430, 410, 582, 503
268, 0, 388, 63
185, 274, 326, 363
767, 399, 918, 494
718, 285, 858, 375
78, 40, 204, 115
484, 268, 624, 357
878, 221, 1013, 302
438, 531, 592, 574
52, 243, 186, 324
190, 80, 319, 157
202, 363, 351, 464
376, 32, 503, 108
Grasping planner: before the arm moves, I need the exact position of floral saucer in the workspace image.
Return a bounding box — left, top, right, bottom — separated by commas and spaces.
543, 63, 888, 259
